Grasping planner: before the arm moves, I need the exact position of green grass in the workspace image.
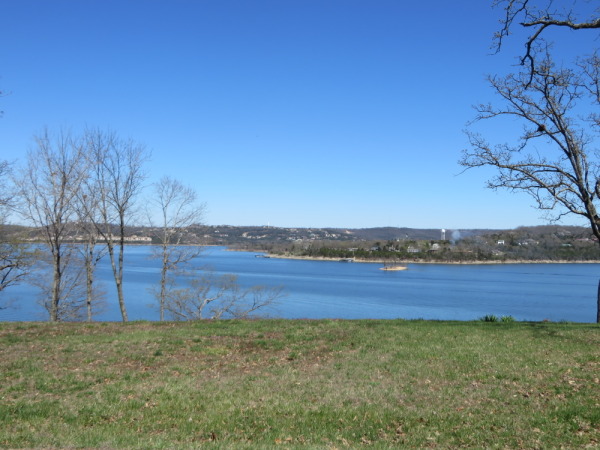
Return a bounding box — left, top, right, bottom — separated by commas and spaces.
0, 319, 598, 448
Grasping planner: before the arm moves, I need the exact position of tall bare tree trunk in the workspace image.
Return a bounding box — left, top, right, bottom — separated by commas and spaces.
597, 280, 600, 324
107, 241, 128, 322
86, 263, 93, 322
116, 228, 127, 322
159, 241, 168, 321
51, 248, 61, 322
83, 241, 99, 322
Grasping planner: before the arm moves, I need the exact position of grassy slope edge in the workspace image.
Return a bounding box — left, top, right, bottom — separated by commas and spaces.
0, 319, 598, 448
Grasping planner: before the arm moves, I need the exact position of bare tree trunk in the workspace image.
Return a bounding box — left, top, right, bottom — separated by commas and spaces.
85, 244, 94, 322
98, 228, 129, 322
106, 240, 128, 322
81, 244, 106, 322
51, 248, 61, 322
116, 226, 127, 322
86, 267, 93, 321
597, 280, 600, 324
159, 241, 168, 321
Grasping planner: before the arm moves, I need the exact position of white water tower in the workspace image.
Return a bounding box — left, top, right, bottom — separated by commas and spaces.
441, 229, 446, 240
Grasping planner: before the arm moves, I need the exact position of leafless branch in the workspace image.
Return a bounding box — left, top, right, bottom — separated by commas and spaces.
461, 53, 600, 240
492, 0, 600, 83
164, 271, 283, 321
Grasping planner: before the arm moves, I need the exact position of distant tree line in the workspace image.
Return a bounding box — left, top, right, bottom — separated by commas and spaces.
264, 227, 600, 263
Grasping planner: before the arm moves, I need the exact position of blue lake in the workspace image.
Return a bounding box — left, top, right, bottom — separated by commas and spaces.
0, 246, 598, 322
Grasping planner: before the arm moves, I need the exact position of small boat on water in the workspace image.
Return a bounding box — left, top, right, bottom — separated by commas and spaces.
380, 265, 407, 271
380, 261, 407, 271
339, 258, 355, 263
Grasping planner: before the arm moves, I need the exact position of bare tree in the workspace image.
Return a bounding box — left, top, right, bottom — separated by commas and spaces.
462, 1, 600, 322
148, 176, 205, 321
84, 128, 149, 322
164, 271, 283, 321
462, 55, 600, 227
13, 130, 89, 321
211, 282, 284, 320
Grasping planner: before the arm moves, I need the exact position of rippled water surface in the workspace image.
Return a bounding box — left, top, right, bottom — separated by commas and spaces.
1, 246, 597, 322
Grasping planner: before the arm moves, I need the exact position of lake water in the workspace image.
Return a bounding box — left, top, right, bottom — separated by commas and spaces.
0, 246, 598, 322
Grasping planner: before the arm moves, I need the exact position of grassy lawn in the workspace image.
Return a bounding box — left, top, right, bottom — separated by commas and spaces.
0, 319, 598, 448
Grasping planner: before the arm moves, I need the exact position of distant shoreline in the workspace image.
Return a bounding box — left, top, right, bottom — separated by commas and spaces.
260, 253, 600, 265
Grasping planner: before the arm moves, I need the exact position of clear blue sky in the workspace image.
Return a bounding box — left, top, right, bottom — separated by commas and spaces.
0, 0, 589, 229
